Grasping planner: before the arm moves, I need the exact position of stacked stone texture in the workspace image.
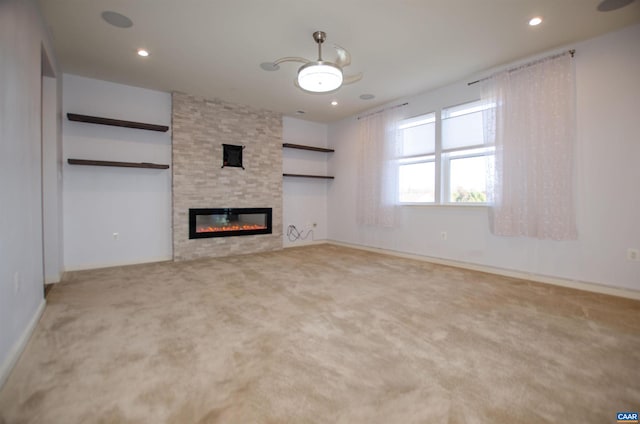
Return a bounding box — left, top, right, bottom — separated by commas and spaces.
172, 92, 283, 261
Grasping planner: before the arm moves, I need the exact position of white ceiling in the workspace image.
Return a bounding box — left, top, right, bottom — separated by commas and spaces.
39, 0, 640, 122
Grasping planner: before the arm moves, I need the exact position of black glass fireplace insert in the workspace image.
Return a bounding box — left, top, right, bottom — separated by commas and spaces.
189, 208, 272, 239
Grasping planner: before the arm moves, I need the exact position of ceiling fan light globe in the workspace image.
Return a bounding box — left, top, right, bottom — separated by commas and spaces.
297, 62, 343, 93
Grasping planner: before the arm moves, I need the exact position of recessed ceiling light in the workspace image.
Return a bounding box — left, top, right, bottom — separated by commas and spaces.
101, 11, 133, 28
359, 94, 375, 100
137, 49, 150, 57
529, 17, 543, 26
295, 110, 305, 115
597, 0, 635, 11
331, 101, 338, 106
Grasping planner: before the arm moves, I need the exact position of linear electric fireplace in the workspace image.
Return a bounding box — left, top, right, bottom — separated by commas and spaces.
189, 208, 272, 239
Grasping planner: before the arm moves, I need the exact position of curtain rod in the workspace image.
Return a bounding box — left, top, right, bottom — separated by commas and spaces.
356, 102, 409, 120
467, 49, 575, 86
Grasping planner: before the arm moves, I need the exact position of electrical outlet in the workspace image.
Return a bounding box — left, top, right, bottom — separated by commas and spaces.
627, 248, 639, 261
440, 231, 447, 241
113, 232, 119, 240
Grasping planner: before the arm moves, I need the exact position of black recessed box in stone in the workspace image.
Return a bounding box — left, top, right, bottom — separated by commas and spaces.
222, 144, 244, 169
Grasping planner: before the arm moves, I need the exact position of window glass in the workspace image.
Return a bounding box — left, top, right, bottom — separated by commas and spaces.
442, 100, 491, 151
449, 155, 488, 203
399, 160, 435, 203
397, 112, 436, 203
400, 122, 435, 156
442, 110, 484, 150
399, 113, 436, 156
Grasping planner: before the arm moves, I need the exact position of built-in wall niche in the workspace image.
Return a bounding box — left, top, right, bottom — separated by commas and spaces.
66, 112, 170, 169
282, 143, 334, 179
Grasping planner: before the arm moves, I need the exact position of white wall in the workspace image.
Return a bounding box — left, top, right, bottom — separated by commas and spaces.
63, 74, 172, 270
0, 0, 60, 386
42, 74, 63, 284
328, 23, 640, 292
282, 117, 329, 246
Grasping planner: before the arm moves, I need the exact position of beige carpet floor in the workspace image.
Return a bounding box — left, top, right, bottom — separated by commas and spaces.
1, 244, 639, 423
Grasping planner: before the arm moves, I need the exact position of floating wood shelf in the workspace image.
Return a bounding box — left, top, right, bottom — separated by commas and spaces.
67, 113, 169, 132
68, 159, 170, 169
282, 143, 334, 153
283, 173, 334, 179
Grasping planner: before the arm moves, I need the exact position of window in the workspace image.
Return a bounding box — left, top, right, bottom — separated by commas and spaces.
442, 100, 494, 203
398, 100, 494, 205
398, 113, 436, 203
444, 148, 493, 203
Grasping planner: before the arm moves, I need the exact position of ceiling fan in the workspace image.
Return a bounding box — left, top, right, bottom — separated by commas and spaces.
261, 31, 363, 93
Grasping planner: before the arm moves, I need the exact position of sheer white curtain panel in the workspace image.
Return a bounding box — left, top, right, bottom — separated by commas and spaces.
482, 52, 577, 240
356, 108, 401, 227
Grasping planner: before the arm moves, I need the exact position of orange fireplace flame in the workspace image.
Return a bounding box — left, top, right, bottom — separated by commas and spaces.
196, 224, 267, 233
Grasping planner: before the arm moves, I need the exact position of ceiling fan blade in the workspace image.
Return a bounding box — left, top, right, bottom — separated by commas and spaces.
274, 56, 311, 66
333, 44, 351, 68
343, 73, 363, 85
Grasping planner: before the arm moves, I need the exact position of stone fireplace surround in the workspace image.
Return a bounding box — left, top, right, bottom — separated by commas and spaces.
171, 92, 282, 261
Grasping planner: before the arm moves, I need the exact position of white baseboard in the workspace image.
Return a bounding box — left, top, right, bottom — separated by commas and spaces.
326, 240, 640, 301
283, 239, 327, 249
0, 298, 46, 389
64, 255, 173, 272
44, 271, 62, 284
